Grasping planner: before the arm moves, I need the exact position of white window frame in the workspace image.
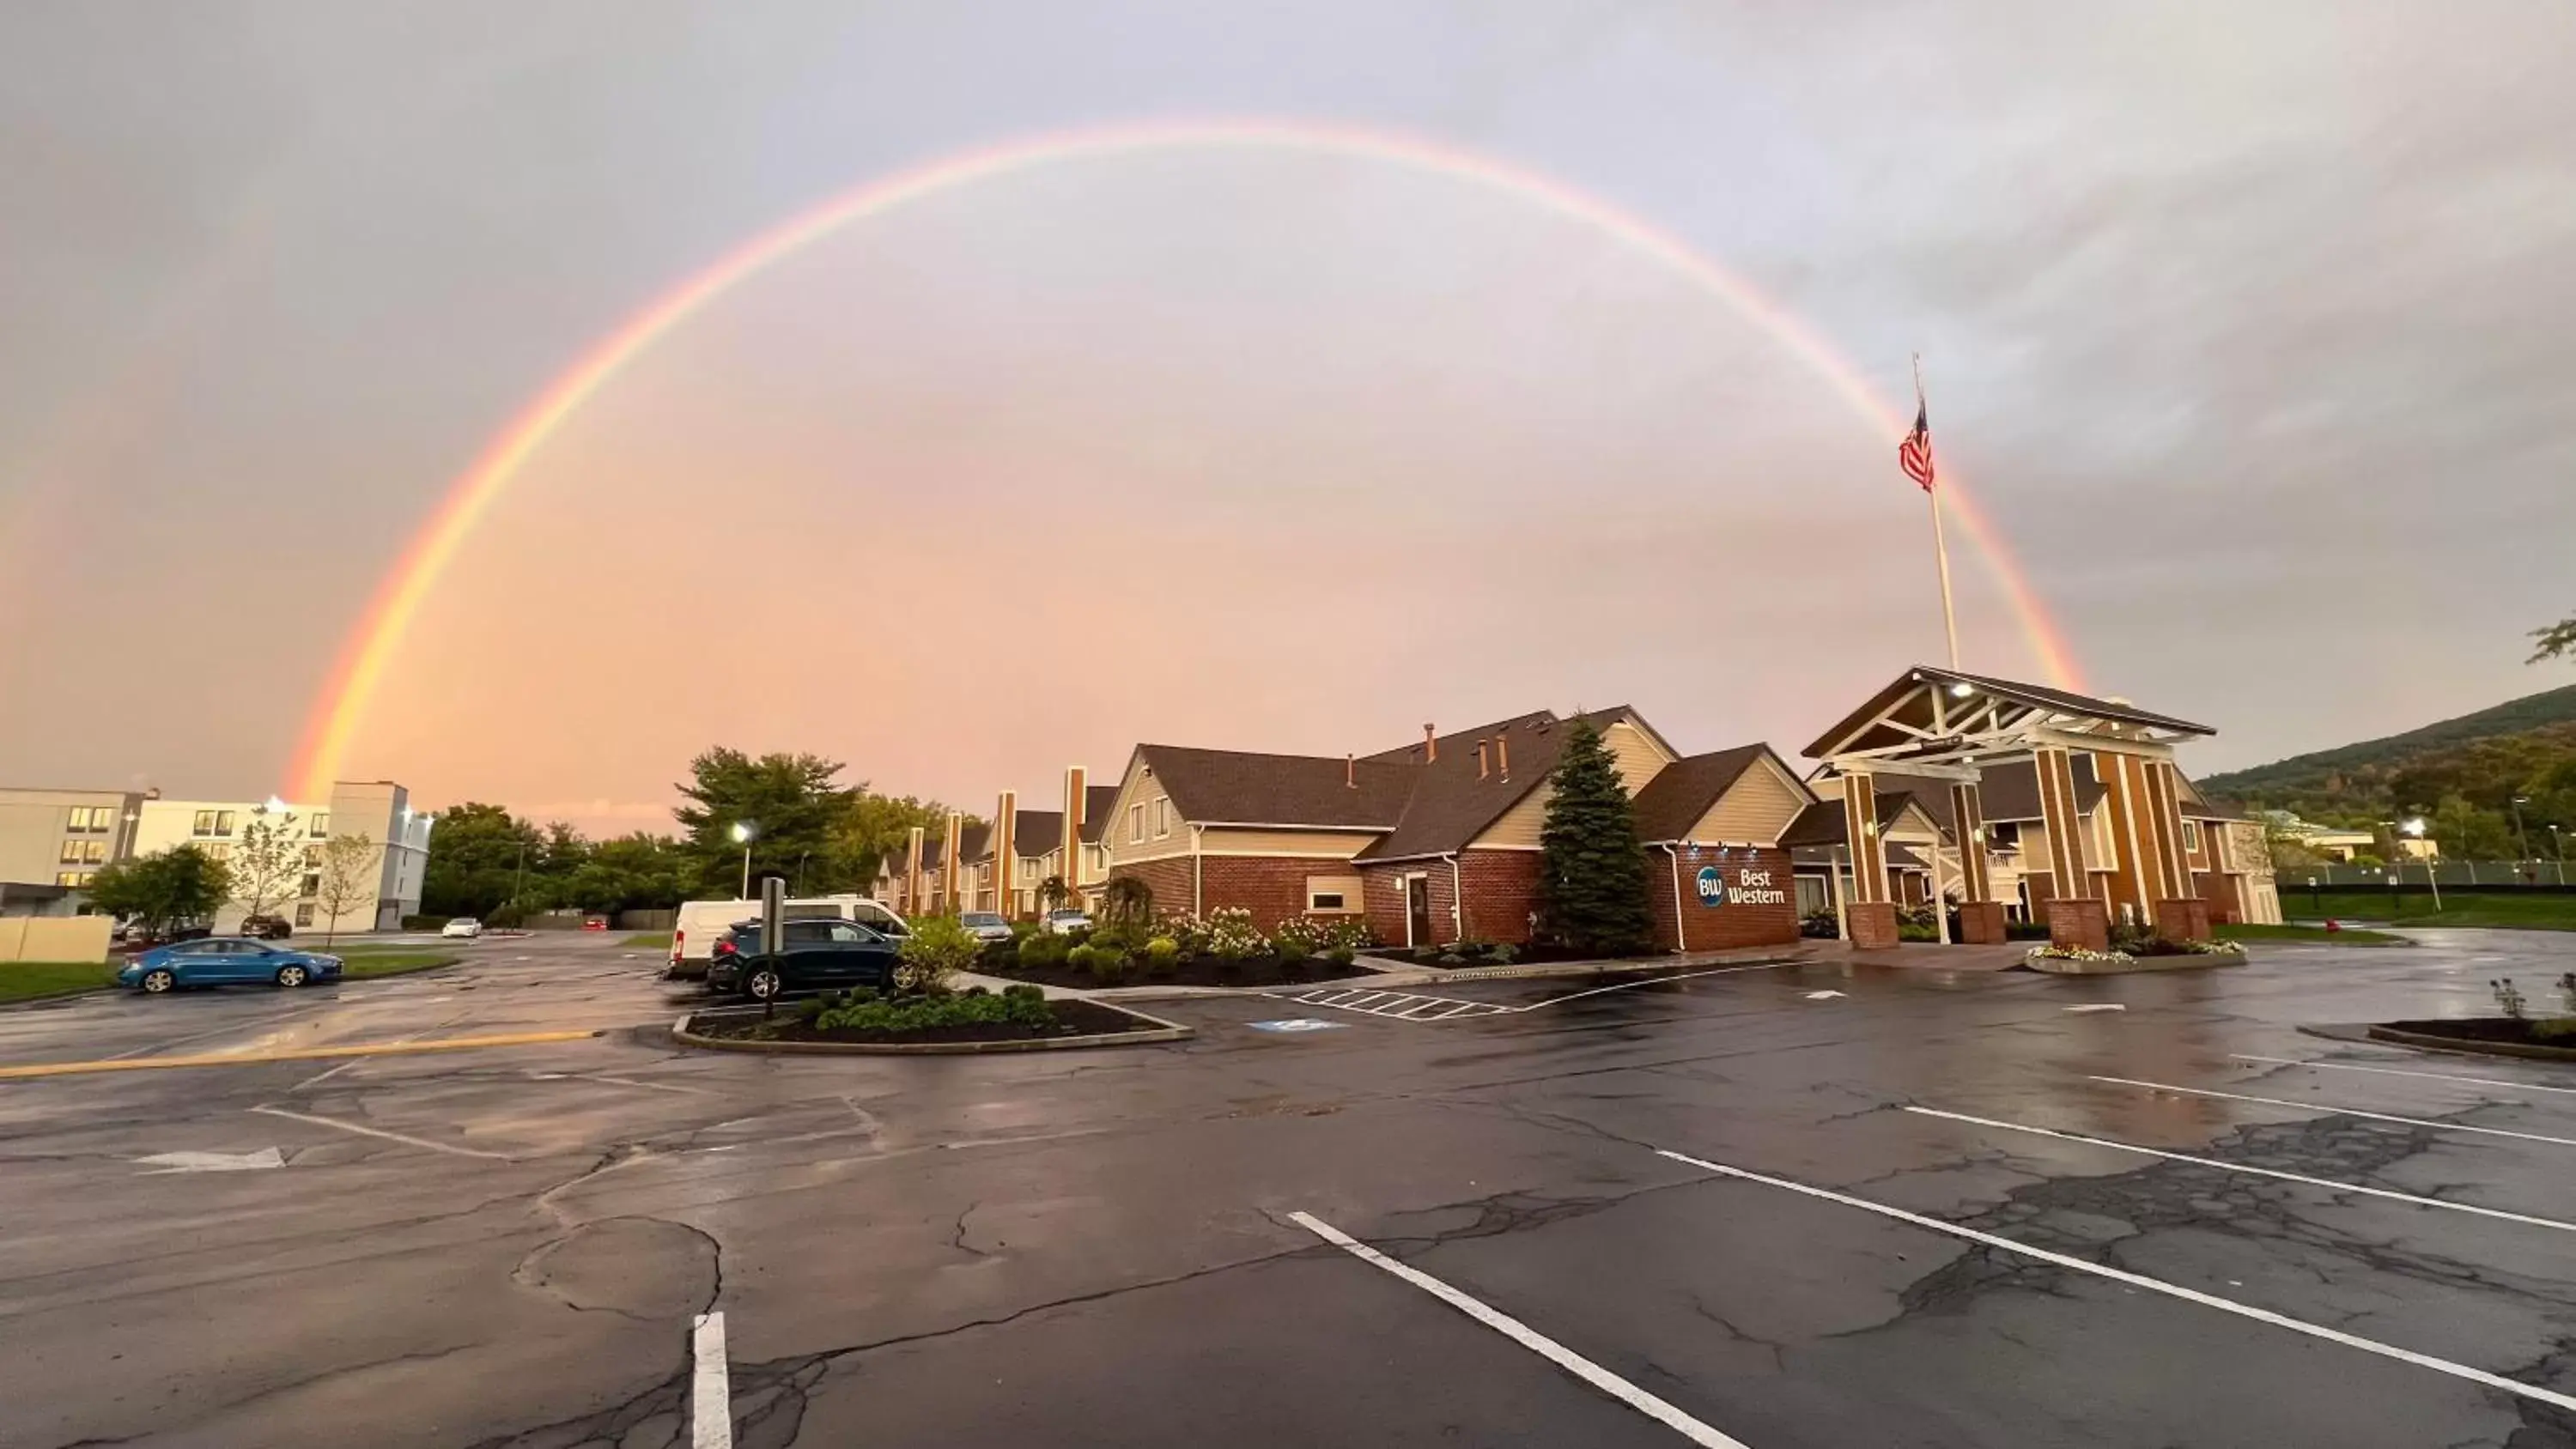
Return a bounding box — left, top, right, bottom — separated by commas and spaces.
1129, 803, 1145, 844
1153, 798, 1171, 839
2180, 819, 2202, 852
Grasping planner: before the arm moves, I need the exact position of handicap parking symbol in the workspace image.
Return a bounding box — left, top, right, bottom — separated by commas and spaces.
1249, 1018, 1348, 1033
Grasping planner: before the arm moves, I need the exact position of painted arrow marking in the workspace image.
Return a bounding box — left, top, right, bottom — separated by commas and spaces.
136, 1147, 285, 1173
1803, 991, 1847, 1000
2063, 1003, 2127, 1014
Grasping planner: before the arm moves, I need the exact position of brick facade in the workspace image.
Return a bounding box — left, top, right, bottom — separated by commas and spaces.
1107, 855, 1364, 933
1356, 851, 1544, 945
1647, 846, 1800, 952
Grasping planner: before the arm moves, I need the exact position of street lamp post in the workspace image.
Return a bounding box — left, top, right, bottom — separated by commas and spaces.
2511, 796, 2533, 879
732, 822, 756, 899
2399, 817, 2439, 912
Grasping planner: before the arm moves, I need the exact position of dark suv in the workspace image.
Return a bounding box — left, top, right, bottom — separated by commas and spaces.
707, 918, 902, 1001
239, 914, 294, 940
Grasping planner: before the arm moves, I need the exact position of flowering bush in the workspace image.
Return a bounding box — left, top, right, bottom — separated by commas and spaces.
896, 914, 984, 991
1144, 937, 1180, 974
1205, 906, 1264, 961
2026, 943, 2136, 966
1269, 916, 1326, 959
1157, 912, 1212, 956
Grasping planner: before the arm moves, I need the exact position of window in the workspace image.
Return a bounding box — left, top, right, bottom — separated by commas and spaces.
216, 810, 235, 836
301, 873, 321, 897
1129, 803, 1145, 843
193, 809, 218, 837
309, 814, 329, 837
1309, 892, 1346, 911
304, 846, 322, 866
2180, 820, 2202, 852
60, 841, 85, 864
83, 840, 106, 864
1152, 798, 1171, 838
56, 871, 81, 888
295, 904, 315, 927
66, 805, 111, 833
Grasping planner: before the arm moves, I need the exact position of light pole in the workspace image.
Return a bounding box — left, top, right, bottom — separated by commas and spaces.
732, 822, 756, 899
2511, 795, 2533, 876
2552, 824, 2567, 885
2400, 817, 2439, 912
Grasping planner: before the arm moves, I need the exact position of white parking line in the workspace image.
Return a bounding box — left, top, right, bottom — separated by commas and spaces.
692, 1311, 732, 1448
2231, 1054, 2576, 1099
1289, 1211, 1753, 1446
247, 1105, 512, 1161
1905, 1106, 2576, 1234
2087, 1076, 2576, 1149
1654, 1149, 2576, 1416
1517, 961, 1795, 1011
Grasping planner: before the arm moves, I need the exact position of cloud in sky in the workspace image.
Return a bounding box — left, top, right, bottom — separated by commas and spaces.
2, 1, 2570, 832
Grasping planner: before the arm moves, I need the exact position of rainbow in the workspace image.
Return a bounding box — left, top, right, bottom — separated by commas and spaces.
286, 117, 2083, 799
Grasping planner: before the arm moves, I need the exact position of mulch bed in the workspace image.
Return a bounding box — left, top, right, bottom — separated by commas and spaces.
1405, 946, 1664, 970
2382, 1017, 2576, 1047
978, 955, 1375, 991
691, 998, 1151, 1046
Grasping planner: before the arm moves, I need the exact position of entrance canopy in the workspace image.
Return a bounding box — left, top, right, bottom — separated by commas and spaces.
1803, 667, 2219, 945
1805, 667, 2213, 778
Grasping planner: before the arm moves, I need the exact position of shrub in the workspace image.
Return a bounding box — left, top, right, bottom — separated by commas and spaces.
1157, 912, 1212, 956
1087, 944, 1133, 985
2493, 978, 2526, 1020
1205, 907, 1263, 961
1018, 931, 1072, 971
1324, 943, 1356, 967
814, 987, 1053, 1034
896, 914, 985, 992
1269, 917, 1327, 960
401, 914, 452, 931
2005, 919, 2053, 942
1102, 875, 1155, 929
1144, 937, 1181, 975
1800, 909, 1840, 940
1488, 943, 1518, 966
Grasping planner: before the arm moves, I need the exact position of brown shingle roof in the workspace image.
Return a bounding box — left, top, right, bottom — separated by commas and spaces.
1137, 745, 1413, 829
1630, 743, 1782, 843
1077, 785, 1121, 844
1354, 707, 1645, 863
1011, 809, 1064, 859
1804, 666, 2215, 761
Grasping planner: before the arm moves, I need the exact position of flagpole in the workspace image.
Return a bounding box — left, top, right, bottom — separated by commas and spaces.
1916, 354, 1961, 670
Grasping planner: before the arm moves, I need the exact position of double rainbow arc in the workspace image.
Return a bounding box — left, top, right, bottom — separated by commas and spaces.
286, 117, 2081, 799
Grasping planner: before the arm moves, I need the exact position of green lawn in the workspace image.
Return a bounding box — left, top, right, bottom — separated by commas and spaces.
2215, 922, 2403, 947
336, 951, 459, 979
2278, 890, 2576, 931
620, 932, 671, 950
0, 961, 119, 1004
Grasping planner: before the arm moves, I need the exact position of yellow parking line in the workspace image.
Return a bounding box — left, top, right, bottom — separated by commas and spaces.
0, 1029, 603, 1081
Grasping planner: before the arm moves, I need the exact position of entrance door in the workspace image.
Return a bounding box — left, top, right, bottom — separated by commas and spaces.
1406, 876, 1433, 947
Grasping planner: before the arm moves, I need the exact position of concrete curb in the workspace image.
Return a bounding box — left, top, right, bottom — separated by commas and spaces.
670, 1002, 1194, 1056
2021, 951, 2247, 976
2360, 1022, 2576, 1064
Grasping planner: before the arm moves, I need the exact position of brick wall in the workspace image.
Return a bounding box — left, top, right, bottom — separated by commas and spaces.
1356, 852, 1545, 945
1359, 865, 1418, 946
1646, 846, 1800, 952
1110, 854, 1364, 933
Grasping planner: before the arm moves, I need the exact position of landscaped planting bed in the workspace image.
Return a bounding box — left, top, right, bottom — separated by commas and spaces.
687, 985, 1159, 1046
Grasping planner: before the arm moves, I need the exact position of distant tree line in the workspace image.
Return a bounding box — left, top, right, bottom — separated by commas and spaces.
422, 749, 971, 921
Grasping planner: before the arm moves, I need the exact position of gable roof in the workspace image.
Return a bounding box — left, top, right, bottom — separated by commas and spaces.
1804, 666, 2215, 762
1630, 743, 1792, 843
1076, 784, 1121, 844
1010, 809, 1064, 859
1136, 744, 1413, 829
1354, 706, 1649, 863
1777, 790, 1945, 849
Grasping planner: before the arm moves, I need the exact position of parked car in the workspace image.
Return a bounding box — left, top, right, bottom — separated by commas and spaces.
440, 917, 483, 939
668, 894, 910, 979
1042, 907, 1092, 936
959, 911, 1014, 943
708, 918, 901, 1001
119, 938, 343, 993
238, 914, 294, 940
581, 915, 608, 931
118, 923, 212, 951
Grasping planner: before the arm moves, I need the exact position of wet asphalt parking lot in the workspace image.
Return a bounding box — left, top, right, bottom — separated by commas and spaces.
2, 929, 2573, 1447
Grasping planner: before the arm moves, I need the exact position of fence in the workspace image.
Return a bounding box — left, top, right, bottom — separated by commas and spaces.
617, 908, 677, 931
2280, 859, 2573, 889
0, 916, 112, 963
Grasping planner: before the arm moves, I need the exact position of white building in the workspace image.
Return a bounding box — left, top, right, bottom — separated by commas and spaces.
126, 780, 432, 933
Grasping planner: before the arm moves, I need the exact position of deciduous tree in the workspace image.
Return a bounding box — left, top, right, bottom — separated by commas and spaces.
311, 832, 381, 946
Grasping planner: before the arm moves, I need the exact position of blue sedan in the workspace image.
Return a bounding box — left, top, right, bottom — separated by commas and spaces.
119, 938, 344, 994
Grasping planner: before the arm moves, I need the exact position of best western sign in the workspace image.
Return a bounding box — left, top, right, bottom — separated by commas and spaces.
1694, 864, 1788, 909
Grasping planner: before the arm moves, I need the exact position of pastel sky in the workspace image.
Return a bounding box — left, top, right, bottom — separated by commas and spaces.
4, 3, 2572, 833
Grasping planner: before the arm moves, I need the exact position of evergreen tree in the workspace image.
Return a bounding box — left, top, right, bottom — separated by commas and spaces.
1536, 718, 1654, 954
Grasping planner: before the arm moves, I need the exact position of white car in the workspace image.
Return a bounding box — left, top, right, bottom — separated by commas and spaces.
959, 911, 1015, 943
1042, 908, 1092, 937
440, 918, 483, 939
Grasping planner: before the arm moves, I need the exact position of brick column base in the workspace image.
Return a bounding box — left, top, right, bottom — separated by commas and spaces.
1846, 901, 1901, 950
2047, 898, 2111, 952
2154, 897, 2214, 943
1954, 900, 2008, 945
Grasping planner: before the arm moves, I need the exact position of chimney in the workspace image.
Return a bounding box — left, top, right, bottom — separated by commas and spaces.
1494, 732, 1510, 780
1345, 753, 1356, 788
1476, 742, 1490, 779
1423, 723, 1438, 763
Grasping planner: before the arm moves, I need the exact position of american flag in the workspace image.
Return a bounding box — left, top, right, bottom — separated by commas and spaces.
1898, 395, 1935, 493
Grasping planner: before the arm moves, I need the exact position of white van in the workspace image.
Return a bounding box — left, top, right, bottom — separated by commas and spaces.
667, 894, 909, 978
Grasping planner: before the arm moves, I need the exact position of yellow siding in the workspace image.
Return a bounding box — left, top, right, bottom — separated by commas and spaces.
1685, 759, 1810, 844
1305, 874, 1364, 913
1103, 755, 1188, 865
1472, 716, 1674, 850
1200, 828, 1381, 858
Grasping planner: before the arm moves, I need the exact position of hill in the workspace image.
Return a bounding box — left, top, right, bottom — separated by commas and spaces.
2197, 682, 2576, 852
